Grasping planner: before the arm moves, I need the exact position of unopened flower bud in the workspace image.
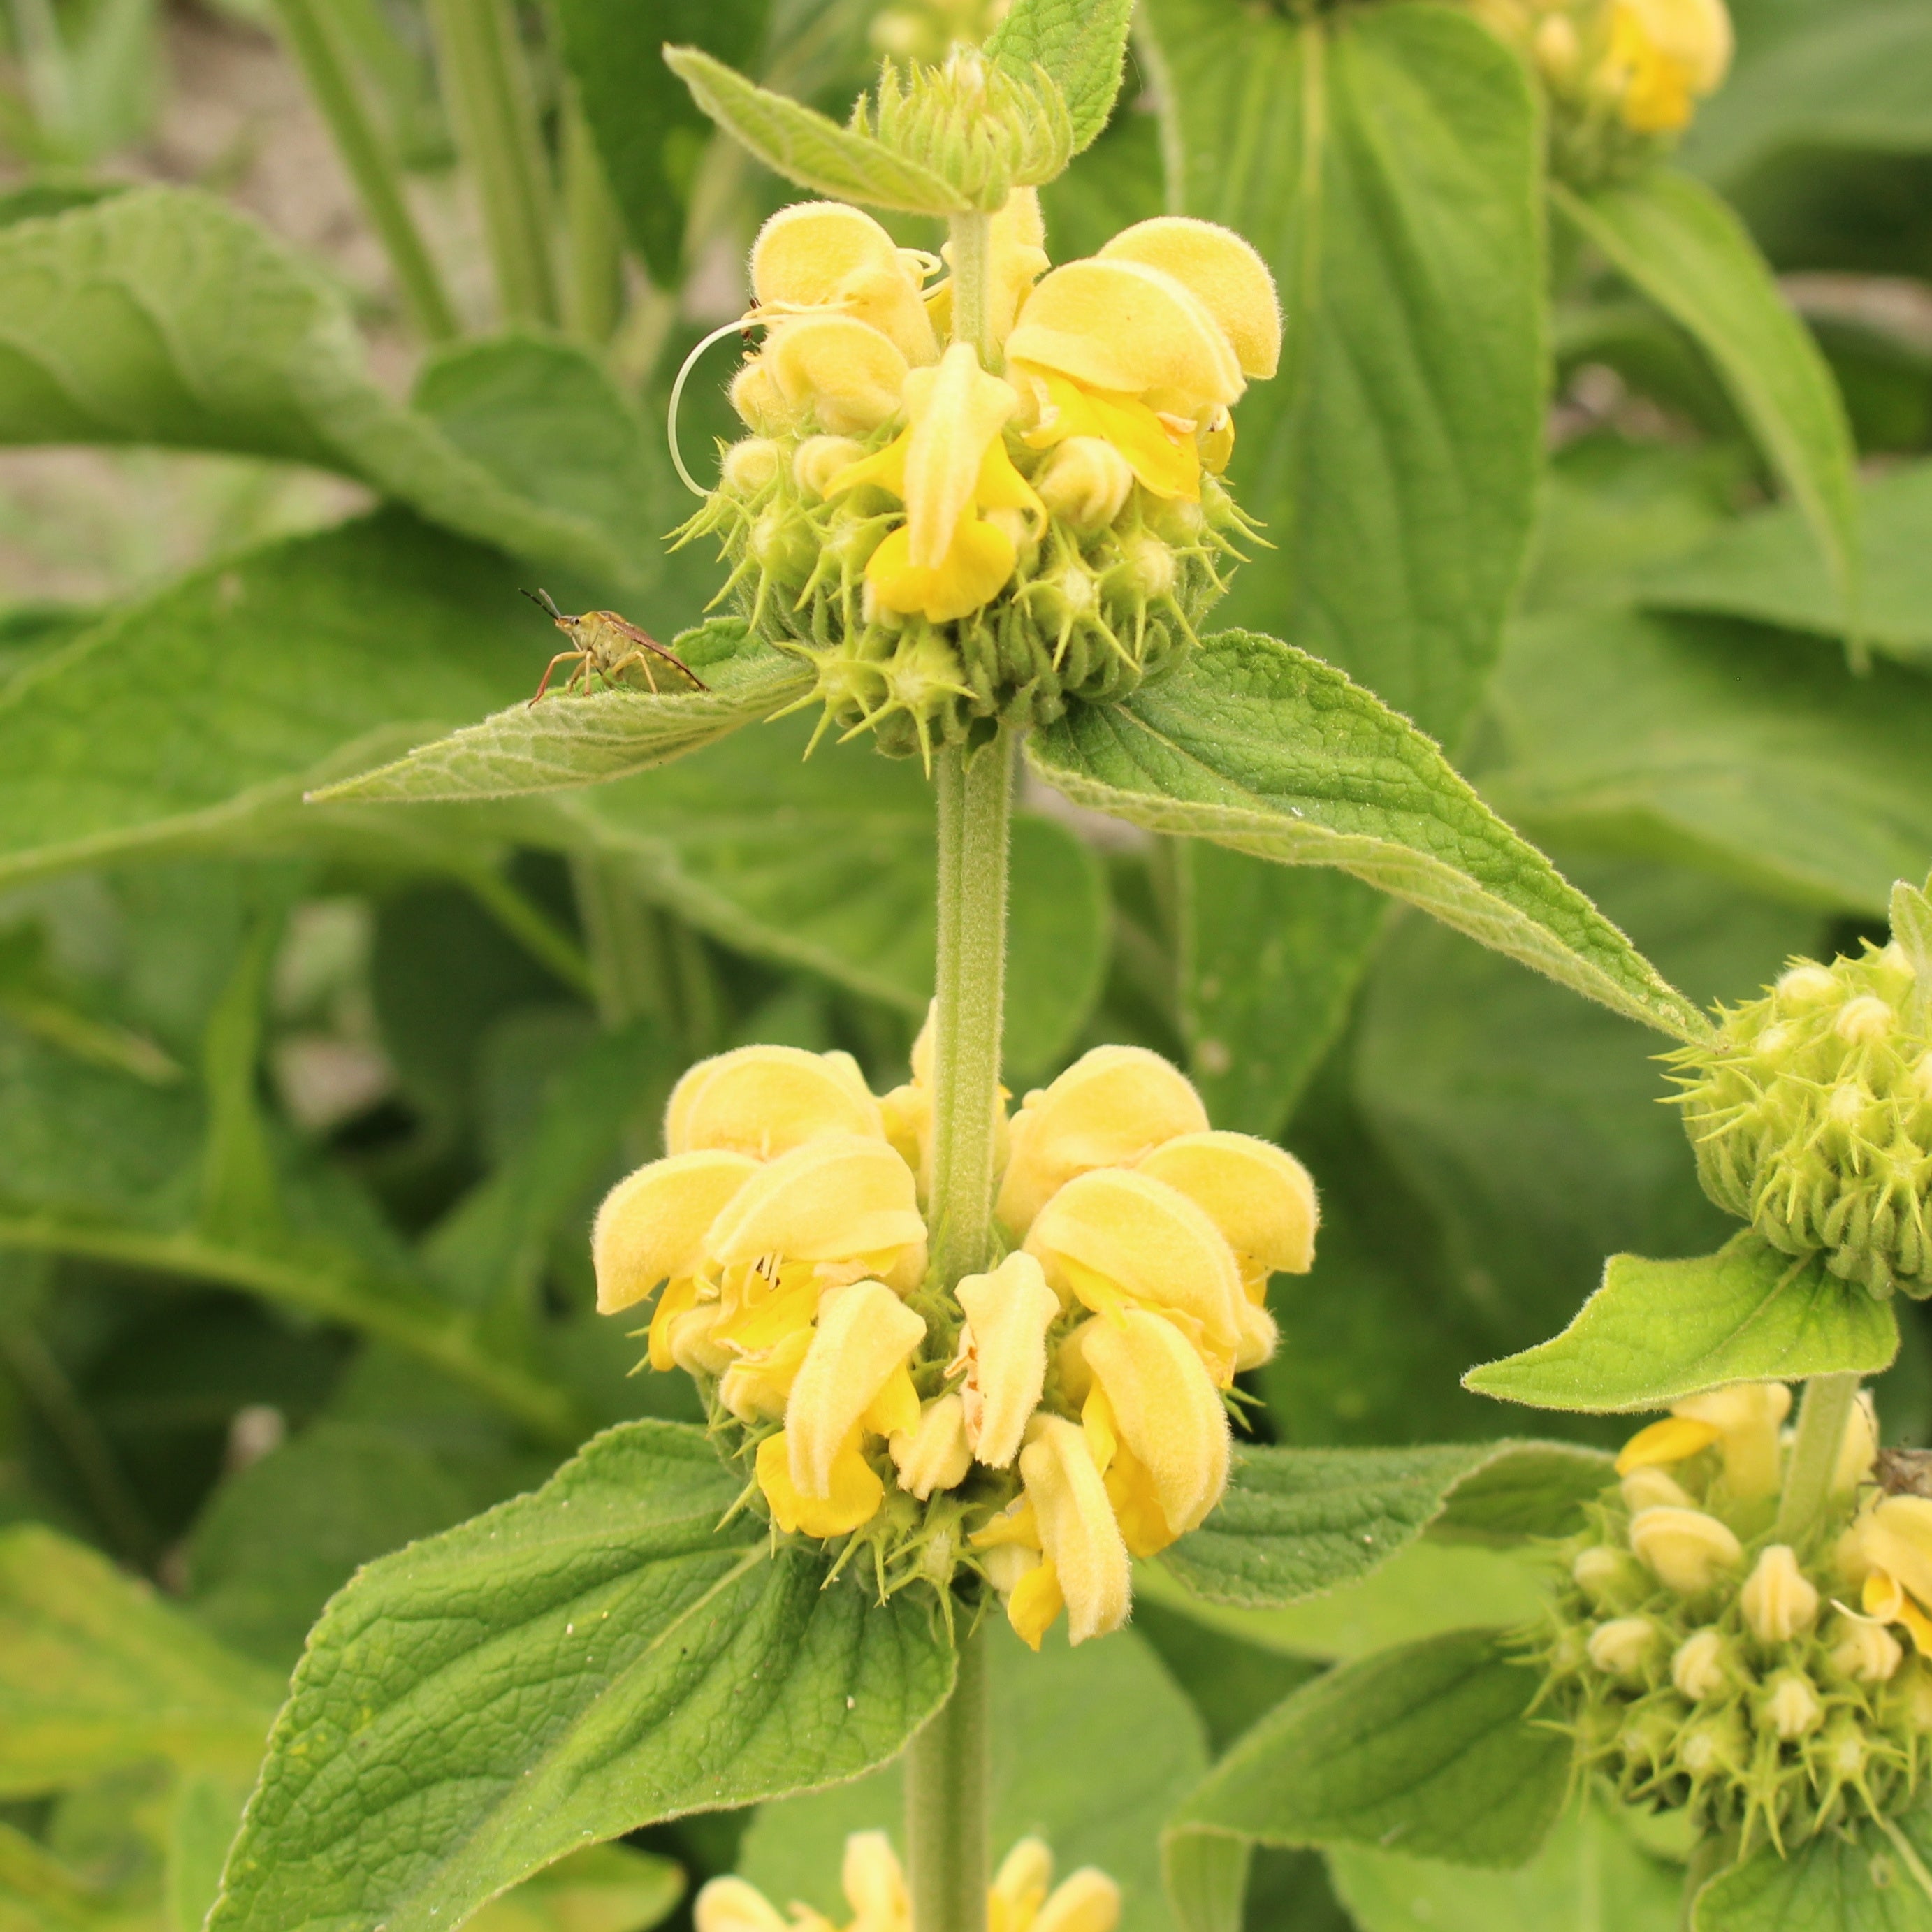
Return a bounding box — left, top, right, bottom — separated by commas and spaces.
721, 436, 783, 493
1680, 1708, 1748, 1780
1629, 1506, 1743, 1595
890, 1393, 973, 1500
1107, 532, 1176, 604
1826, 1613, 1903, 1685
1759, 1669, 1824, 1741
956, 1251, 1060, 1468
1035, 436, 1134, 529
1672, 1628, 1733, 1701
1618, 1699, 1683, 1772
794, 434, 867, 500
1533, 10, 1581, 80
1588, 1615, 1659, 1683
1778, 964, 1839, 1007
1572, 1545, 1644, 1608
1741, 1544, 1819, 1642
1621, 1467, 1694, 1513
1816, 1712, 1870, 1785
1837, 995, 1894, 1044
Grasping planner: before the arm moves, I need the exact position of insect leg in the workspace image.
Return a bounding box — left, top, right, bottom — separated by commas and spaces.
528, 649, 582, 706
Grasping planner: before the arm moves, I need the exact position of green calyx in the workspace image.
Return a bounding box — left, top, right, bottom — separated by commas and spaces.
1536, 1485, 1929, 1857
679, 428, 1251, 764
860, 48, 1073, 208
1669, 931, 1932, 1299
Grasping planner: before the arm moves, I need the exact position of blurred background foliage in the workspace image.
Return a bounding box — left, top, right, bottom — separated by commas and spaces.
0, 0, 1929, 1924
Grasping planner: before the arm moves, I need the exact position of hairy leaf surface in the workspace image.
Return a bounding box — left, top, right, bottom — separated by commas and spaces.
984, 0, 1133, 153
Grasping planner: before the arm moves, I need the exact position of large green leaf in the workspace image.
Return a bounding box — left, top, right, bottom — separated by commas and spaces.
1161, 1440, 1608, 1611
1555, 171, 1862, 646
984, 0, 1133, 154
1027, 630, 1704, 1041
1692, 1806, 1932, 1930
1646, 460, 1932, 666
1329, 1801, 1683, 1932
208, 1421, 953, 1932
551, 0, 767, 283
0, 191, 652, 583
1166, 1630, 1569, 1875
1143, 0, 1544, 743
1483, 607, 1932, 917
0, 1523, 281, 1795
739, 1619, 1207, 1932
1466, 1233, 1901, 1414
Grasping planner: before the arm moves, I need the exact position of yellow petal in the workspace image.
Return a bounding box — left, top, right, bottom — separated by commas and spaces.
695, 1875, 792, 1932
752, 201, 902, 309
646, 1275, 701, 1373
1673, 1381, 1790, 1502
864, 512, 1019, 625
706, 1133, 925, 1272
592, 1149, 758, 1314
757, 1426, 884, 1537
957, 1251, 1061, 1469
786, 1278, 926, 1496
1867, 1568, 1908, 1622
890, 1393, 973, 1500
898, 342, 1022, 572
1835, 1391, 1879, 1496
1081, 1308, 1230, 1541
1615, 1414, 1722, 1476
1034, 1869, 1122, 1932
1235, 1298, 1277, 1372
998, 1045, 1210, 1237
1135, 1131, 1319, 1282
1007, 1555, 1065, 1652
718, 1324, 814, 1423
1738, 1544, 1818, 1643
1022, 372, 1197, 502
842, 1831, 909, 1929
1019, 1414, 1131, 1644
1025, 1168, 1246, 1376
1868, 1497, 1932, 1613
665, 1044, 882, 1159
1098, 217, 1281, 380
993, 1839, 1054, 1928
1613, 0, 1732, 97
763, 312, 910, 437
1007, 259, 1242, 412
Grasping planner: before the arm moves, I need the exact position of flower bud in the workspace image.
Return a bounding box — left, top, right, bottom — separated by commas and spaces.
787, 1278, 924, 1497
794, 434, 868, 500
1826, 1613, 1903, 1685
695, 1876, 791, 1932
765, 312, 910, 437
667, 1043, 882, 1158
997, 1045, 1210, 1237
1629, 1506, 1743, 1595
729, 359, 795, 433
1679, 1709, 1748, 1781
1588, 1616, 1659, 1683
720, 436, 783, 493
1620, 1467, 1694, 1513
1035, 1868, 1123, 1932
890, 1393, 973, 1501
956, 1252, 1060, 1469
1672, 1627, 1733, 1701
592, 1148, 757, 1319
1572, 1545, 1645, 1609
1533, 11, 1581, 82
1034, 436, 1134, 529
1019, 1415, 1131, 1646
1618, 1699, 1683, 1773
1740, 1544, 1820, 1643
1815, 1712, 1870, 1788
1759, 1669, 1824, 1741
1105, 532, 1176, 606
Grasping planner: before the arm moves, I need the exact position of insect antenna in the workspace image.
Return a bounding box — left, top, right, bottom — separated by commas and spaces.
521, 587, 566, 620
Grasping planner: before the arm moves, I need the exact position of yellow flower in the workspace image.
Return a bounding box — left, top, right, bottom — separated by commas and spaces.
1024, 1166, 1247, 1385
954, 1251, 1061, 1469
666, 1044, 885, 1159
1840, 1495, 1932, 1655
1005, 219, 1278, 503
760, 314, 913, 437
748, 201, 938, 367
1628, 1504, 1743, 1595
992, 1840, 1121, 1932
831, 342, 1045, 623
997, 1045, 1210, 1239
1015, 1414, 1132, 1646
889, 1392, 973, 1500
592, 1147, 758, 1345
1604, 0, 1733, 132
1615, 1381, 1791, 1503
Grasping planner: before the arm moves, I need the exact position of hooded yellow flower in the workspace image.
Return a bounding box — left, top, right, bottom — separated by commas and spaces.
831, 342, 1046, 623
1839, 1496, 1932, 1655
1615, 1381, 1792, 1504
954, 1250, 1061, 1469
1604, 0, 1733, 132
666, 1043, 885, 1159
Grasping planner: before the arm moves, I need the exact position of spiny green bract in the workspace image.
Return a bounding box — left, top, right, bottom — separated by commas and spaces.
1534, 1490, 1931, 1854
677, 425, 1249, 764
1669, 941, 1932, 1300
863, 48, 1073, 208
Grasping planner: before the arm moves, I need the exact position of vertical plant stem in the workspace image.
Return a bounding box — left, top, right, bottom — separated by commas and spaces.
906, 1621, 990, 1932
947, 209, 994, 364
927, 732, 1013, 1286
422, 0, 558, 326
569, 852, 671, 1030
270, 0, 458, 342
1775, 1371, 1861, 1546
562, 93, 624, 346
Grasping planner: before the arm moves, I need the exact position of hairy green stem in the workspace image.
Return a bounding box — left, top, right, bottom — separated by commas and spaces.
927, 733, 1013, 1286
948, 209, 994, 365
270, 0, 458, 341
422, 0, 557, 325
562, 94, 624, 346
1775, 1371, 1861, 1546
907, 1622, 990, 1932
569, 852, 671, 1030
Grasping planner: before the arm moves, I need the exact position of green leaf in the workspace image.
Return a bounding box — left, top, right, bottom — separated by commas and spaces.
209, 1421, 952, 1932
552, 0, 767, 282
1167, 1630, 1569, 1873
470, 1845, 684, 1932
1143, 0, 1544, 743
1328, 1800, 1684, 1932
1026, 630, 1706, 1043
1175, 851, 1384, 1137
1646, 459, 1932, 667
0, 191, 655, 583
1554, 171, 1863, 648
1482, 607, 1932, 918
983, 0, 1133, 154
1161, 1439, 1609, 1610
1692, 1804, 1932, 1930
1465, 1233, 1902, 1414
662, 49, 968, 215
0, 1523, 280, 1795
1163, 1833, 1251, 1932
310, 625, 811, 804
1685, 2, 1932, 189
738, 1618, 1207, 1932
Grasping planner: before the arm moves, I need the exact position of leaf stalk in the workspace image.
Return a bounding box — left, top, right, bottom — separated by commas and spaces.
1774, 1370, 1861, 1547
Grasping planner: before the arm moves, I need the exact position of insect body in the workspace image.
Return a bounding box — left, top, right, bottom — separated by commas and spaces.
1875, 1448, 1932, 1499
522, 589, 707, 705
